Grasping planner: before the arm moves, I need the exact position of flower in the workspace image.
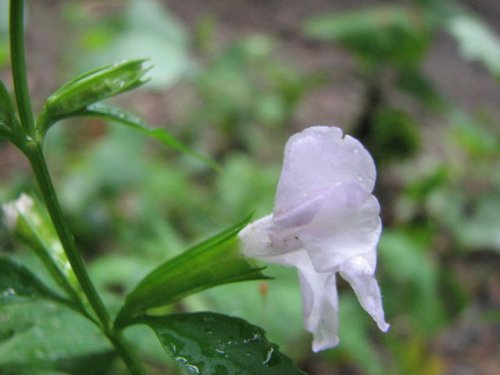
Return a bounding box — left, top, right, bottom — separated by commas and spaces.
2, 193, 34, 230
239, 126, 389, 351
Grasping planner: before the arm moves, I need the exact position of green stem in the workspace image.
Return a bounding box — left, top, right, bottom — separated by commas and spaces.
27, 145, 111, 326
9, 2, 146, 374
109, 331, 147, 375
9, 0, 35, 135
26, 145, 146, 375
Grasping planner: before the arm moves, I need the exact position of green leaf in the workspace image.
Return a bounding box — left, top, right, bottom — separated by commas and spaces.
79, 0, 192, 89
395, 68, 443, 108
379, 230, 446, 333
371, 107, 421, 163
140, 312, 307, 375
116, 217, 269, 324
40, 59, 149, 129
187, 265, 305, 356
337, 295, 385, 375
0, 301, 110, 368
2, 369, 71, 375
0, 81, 17, 128
303, 5, 428, 67
447, 14, 500, 78
0, 257, 63, 304
304, 5, 410, 40
434, 191, 500, 253
74, 103, 219, 170
0, 81, 23, 147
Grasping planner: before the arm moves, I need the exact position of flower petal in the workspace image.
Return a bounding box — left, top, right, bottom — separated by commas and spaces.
298, 182, 382, 272
298, 268, 339, 352
275, 126, 376, 216
261, 249, 341, 351
238, 214, 276, 258
339, 255, 390, 332
268, 192, 326, 253
238, 125, 389, 352
239, 224, 342, 351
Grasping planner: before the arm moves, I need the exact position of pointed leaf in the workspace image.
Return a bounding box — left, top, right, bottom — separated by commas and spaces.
140, 312, 307, 375
116, 217, 269, 324
0, 257, 63, 304
0, 81, 23, 146
0, 82, 27, 150
73, 103, 219, 170
40, 60, 150, 129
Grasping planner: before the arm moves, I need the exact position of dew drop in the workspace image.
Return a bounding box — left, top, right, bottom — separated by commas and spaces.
176, 356, 188, 365
185, 364, 200, 374
243, 333, 261, 343
262, 347, 274, 366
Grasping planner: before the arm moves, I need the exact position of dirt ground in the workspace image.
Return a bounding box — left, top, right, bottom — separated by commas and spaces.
166, 0, 500, 119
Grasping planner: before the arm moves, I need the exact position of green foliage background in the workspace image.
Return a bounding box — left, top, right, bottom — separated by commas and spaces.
1, 0, 499, 374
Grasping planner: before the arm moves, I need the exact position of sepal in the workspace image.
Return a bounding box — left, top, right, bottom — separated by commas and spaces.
2, 194, 86, 308
39, 60, 150, 130
116, 216, 269, 325
0, 81, 23, 145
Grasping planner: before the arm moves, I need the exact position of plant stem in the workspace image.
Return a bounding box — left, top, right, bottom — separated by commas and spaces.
26, 132, 146, 375
109, 331, 148, 375
27, 145, 112, 326
9, 2, 146, 374
9, 0, 35, 135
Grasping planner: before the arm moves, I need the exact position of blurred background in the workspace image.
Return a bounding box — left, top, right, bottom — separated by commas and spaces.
0, 0, 499, 374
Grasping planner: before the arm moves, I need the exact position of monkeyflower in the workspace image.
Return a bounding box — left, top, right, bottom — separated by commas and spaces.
239, 126, 389, 351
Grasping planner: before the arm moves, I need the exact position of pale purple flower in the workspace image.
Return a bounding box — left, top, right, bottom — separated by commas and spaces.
239, 126, 389, 351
